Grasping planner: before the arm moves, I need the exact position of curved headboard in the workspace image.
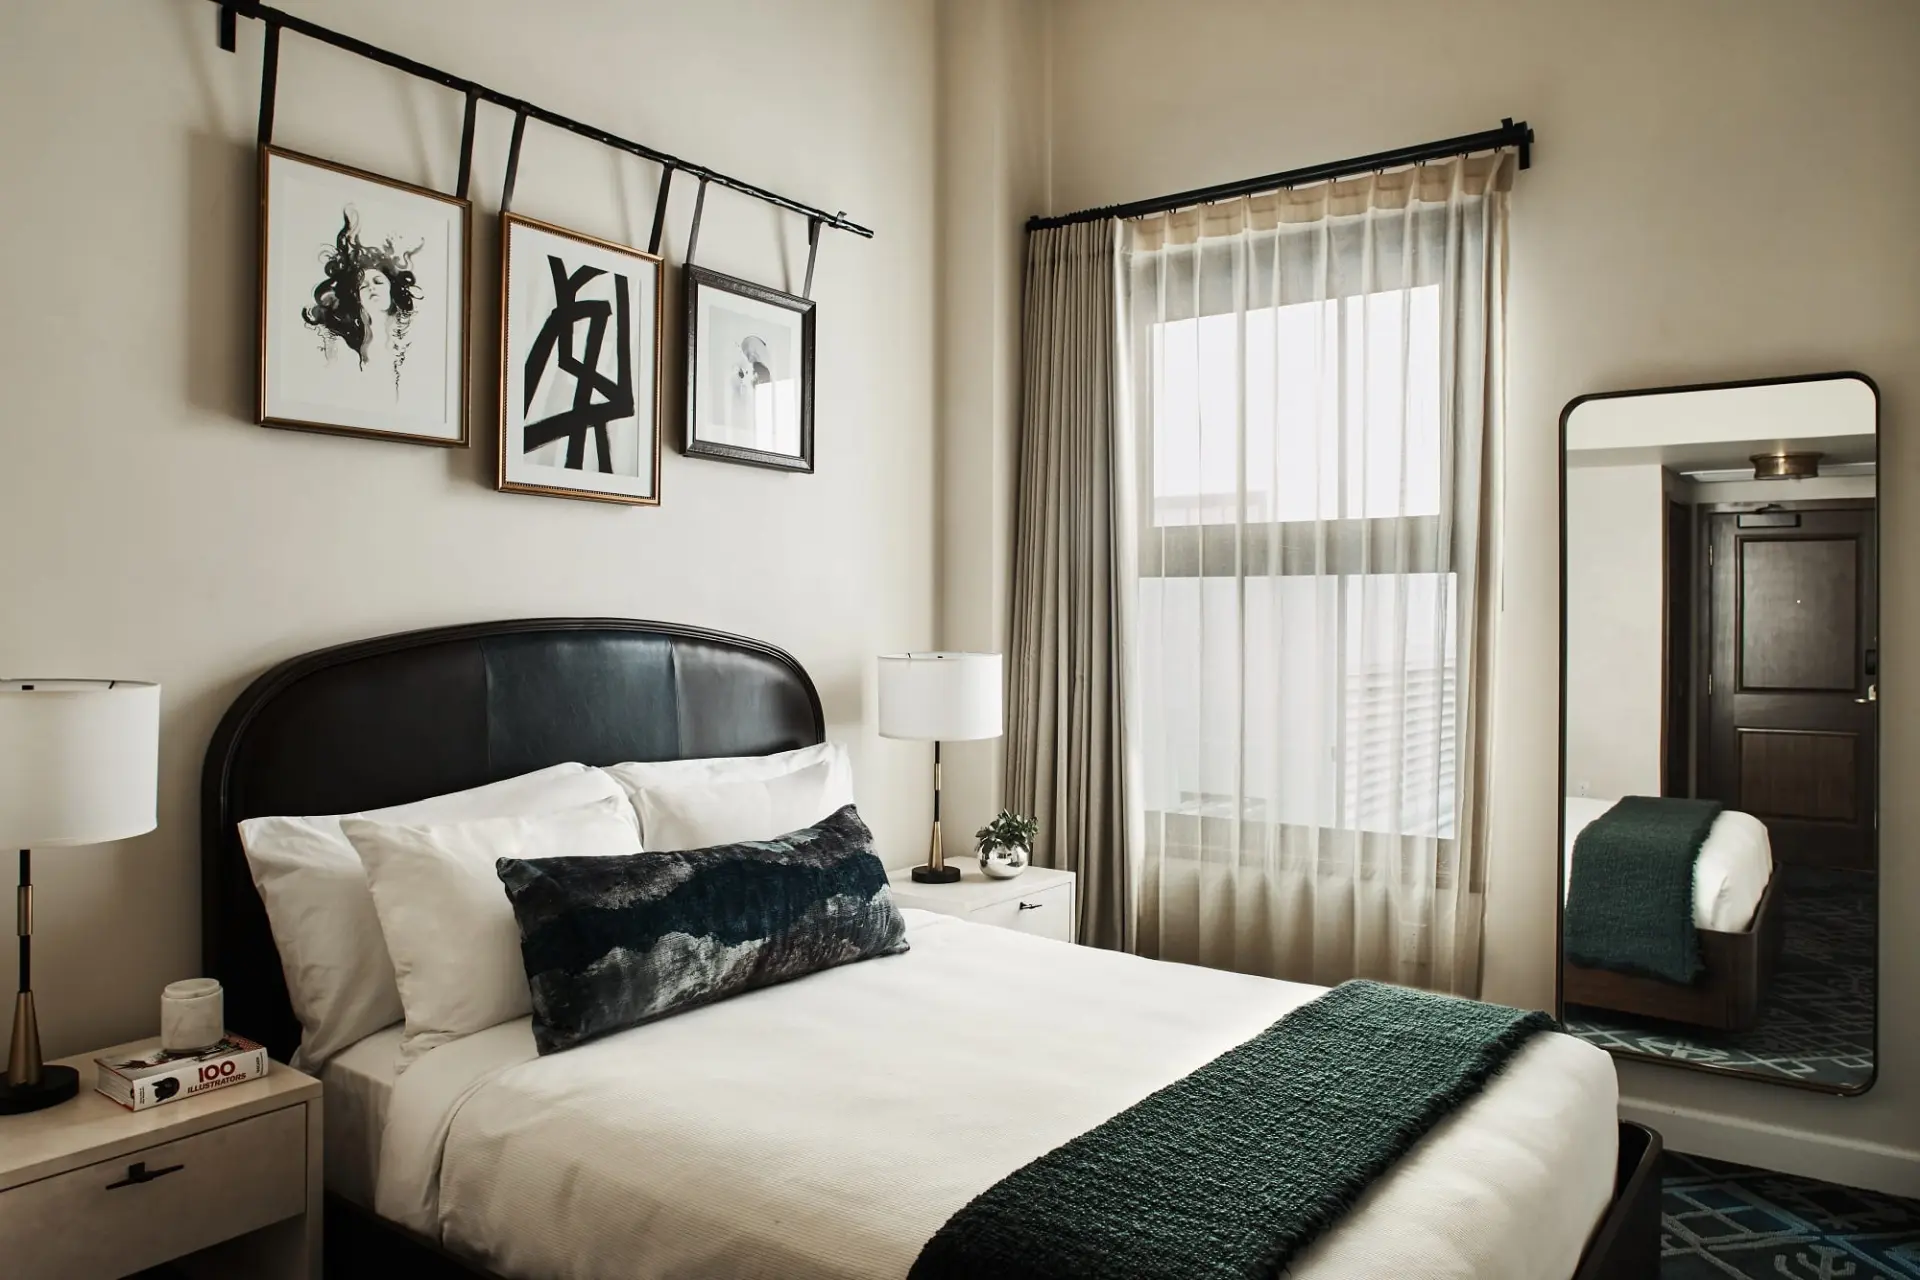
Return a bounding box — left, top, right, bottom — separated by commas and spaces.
201, 618, 825, 1061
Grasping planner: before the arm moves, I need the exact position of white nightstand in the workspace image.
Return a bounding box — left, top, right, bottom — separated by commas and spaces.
888, 860, 1078, 944
0, 1044, 322, 1280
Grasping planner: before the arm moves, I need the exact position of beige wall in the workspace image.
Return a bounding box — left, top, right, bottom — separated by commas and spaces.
1565, 465, 1666, 802
933, 0, 1050, 846
1042, 0, 1920, 1191
0, 0, 937, 1059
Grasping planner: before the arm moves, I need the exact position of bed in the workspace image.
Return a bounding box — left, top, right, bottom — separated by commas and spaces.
203, 618, 1661, 1280
1561, 795, 1784, 1031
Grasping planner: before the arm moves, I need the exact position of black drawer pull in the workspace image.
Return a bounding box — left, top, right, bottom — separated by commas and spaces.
106, 1161, 184, 1189
1017, 901, 1043, 911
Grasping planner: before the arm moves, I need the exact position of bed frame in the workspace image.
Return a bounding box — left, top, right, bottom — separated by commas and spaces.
201, 618, 1661, 1279
1564, 871, 1784, 1031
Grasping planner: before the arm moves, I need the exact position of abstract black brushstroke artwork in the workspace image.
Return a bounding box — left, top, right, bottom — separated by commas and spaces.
499, 214, 662, 504
521, 256, 634, 473
258, 146, 470, 446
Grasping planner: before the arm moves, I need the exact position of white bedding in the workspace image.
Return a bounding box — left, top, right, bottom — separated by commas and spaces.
375, 909, 1618, 1280
322, 1023, 405, 1208
1564, 796, 1772, 933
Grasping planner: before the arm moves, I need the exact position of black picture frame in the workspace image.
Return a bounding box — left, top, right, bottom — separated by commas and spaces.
683, 265, 815, 473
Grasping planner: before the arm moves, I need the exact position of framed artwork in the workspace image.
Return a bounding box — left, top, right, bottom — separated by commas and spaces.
684, 265, 815, 473
258, 146, 470, 446
498, 214, 663, 505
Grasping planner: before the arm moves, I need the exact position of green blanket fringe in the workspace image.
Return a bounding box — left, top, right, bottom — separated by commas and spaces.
908, 979, 1556, 1280
1565, 795, 1721, 984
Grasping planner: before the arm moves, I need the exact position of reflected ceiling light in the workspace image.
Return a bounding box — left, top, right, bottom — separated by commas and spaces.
1750, 451, 1823, 480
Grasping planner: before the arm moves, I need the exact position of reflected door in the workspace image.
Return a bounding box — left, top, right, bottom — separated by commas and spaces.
1703, 502, 1877, 870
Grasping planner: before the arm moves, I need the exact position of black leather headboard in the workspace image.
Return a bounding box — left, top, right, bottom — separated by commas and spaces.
201, 618, 825, 1061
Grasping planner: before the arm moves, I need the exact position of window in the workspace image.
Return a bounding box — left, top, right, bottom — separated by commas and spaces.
1136, 284, 1460, 844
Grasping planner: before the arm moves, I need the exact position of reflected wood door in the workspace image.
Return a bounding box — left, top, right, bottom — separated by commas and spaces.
1703, 501, 1877, 870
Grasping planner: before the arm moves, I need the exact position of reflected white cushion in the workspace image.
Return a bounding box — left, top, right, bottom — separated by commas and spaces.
238, 763, 627, 1069
630, 762, 839, 852
345, 796, 642, 1065
606, 743, 853, 843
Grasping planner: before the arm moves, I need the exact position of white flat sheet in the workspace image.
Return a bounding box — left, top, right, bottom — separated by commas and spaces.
322, 1022, 405, 1207
1564, 796, 1773, 933
376, 909, 1618, 1280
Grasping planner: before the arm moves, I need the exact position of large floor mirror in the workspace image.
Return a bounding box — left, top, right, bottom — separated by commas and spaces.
1557, 372, 1878, 1093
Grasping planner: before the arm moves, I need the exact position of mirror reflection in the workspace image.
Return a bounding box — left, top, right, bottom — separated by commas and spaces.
1558, 374, 1877, 1093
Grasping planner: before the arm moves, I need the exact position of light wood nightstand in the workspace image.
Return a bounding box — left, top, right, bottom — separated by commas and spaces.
0, 1043, 322, 1280
888, 861, 1078, 944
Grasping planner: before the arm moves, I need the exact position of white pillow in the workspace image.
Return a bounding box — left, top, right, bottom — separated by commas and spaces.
606, 742, 853, 843
344, 795, 642, 1065
632, 762, 840, 852
237, 763, 625, 1069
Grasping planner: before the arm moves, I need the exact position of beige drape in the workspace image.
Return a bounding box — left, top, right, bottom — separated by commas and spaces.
1125, 153, 1510, 995
1002, 220, 1138, 952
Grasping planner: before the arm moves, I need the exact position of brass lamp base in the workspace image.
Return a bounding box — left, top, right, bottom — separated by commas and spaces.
910, 815, 961, 884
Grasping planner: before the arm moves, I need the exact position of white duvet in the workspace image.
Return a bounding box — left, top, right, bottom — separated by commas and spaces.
1563, 796, 1773, 933
377, 910, 1618, 1280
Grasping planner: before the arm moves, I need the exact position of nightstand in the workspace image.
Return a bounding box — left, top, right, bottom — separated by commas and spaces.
888, 860, 1078, 944
0, 1044, 321, 1280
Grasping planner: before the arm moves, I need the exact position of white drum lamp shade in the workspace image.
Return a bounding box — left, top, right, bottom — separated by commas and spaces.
878, 653, 1003, 742
0, 680, 160, 847
0, 678, 159, 1116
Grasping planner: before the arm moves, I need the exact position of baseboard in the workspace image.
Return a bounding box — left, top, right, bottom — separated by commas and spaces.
1621, 1097, 1920, 1197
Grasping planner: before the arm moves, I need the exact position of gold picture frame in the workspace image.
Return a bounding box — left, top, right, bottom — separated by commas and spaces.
496, 213, 664, 506
257, 146, 472, 447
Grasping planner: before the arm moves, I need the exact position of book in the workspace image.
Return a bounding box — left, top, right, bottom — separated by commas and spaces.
93, 1035, 268, 1111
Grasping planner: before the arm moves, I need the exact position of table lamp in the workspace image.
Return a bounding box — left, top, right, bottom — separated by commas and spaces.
0, 679, 160, 1114
878, 653, 1002, 884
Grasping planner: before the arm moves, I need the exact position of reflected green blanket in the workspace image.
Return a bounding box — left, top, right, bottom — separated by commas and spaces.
1565, 795, 1722, 984
908, 979, 1555, 1280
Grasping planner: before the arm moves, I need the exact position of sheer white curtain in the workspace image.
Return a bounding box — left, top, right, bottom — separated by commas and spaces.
1123, 153, 1509, 995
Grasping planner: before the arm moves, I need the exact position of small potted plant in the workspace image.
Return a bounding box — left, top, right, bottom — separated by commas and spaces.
974, 809, 1040, 879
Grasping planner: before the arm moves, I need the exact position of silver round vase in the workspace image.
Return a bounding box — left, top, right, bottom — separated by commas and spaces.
977, 843, 1029, 879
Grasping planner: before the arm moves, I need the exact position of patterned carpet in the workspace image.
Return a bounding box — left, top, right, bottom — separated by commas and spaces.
1665, 1152, 1920, 1278
1566, 866, 1875, 1089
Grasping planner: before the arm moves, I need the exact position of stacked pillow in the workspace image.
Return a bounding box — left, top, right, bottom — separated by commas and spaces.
239, 742, 875, 1069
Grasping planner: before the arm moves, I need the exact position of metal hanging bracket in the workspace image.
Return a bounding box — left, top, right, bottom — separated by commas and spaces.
255, 19, 280, 148
454, 88, 479, 200
647, 165, 675, 257
685, 177, 709, 265
499, 106, 528, 215
801, 216, 824, 300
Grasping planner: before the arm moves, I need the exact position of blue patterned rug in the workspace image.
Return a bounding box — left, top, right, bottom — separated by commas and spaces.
1664, 1153, 1920, 1278
1566, 866, 1875, 1089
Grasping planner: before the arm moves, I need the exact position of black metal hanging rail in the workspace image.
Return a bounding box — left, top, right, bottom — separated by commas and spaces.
209, 0, 873, 240
1026, 119, 1533, 231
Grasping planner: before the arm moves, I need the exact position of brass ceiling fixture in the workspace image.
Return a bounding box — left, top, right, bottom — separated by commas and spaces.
1750, 451, 1823, 480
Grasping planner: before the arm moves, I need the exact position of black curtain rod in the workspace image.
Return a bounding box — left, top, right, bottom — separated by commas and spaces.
1026, 119, 1533, 232
209, 0, 874, 239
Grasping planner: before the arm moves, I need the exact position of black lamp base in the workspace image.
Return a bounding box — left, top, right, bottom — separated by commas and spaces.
0, 1064, 79, 1115
911, 863, 961, 884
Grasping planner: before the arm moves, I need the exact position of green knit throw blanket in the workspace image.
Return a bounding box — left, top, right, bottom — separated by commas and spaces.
1564, 795, 1721, 985
907, 979, 1556, 1280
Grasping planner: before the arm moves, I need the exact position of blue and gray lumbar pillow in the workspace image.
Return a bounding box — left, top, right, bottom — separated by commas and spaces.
496, 804, 908, 1053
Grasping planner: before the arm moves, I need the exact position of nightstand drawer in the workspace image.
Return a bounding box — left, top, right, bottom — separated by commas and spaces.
0, 1101, 307, 1280
969, 881, 1072, 942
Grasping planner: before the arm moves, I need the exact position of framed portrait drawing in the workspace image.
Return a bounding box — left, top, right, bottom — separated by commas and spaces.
498, 214, 663, 505
258, 146, 470, 446
684, 266, 815, 473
